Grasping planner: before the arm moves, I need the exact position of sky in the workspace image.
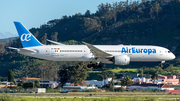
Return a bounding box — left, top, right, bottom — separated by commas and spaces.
0, 0, 121, 39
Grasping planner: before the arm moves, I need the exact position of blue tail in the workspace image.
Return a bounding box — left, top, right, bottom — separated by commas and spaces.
14, 21, 43, 48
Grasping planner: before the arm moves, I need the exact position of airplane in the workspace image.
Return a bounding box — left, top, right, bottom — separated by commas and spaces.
9, 21, 176, 68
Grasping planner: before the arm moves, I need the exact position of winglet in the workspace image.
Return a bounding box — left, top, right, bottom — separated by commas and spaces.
14, 21, 43, 48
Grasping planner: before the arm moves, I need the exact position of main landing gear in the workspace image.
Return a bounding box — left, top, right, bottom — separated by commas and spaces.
87, 62, 102, 69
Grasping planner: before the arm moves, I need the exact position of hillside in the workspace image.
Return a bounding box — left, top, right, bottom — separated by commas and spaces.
0, 0, 180, 79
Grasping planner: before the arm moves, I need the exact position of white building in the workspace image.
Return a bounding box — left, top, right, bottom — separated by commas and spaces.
84, 78, 117, 87
127, 83, 174, 90
61, 86, 98, 91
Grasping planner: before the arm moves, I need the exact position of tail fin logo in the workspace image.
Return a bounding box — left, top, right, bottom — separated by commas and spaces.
21, 33, 32, 41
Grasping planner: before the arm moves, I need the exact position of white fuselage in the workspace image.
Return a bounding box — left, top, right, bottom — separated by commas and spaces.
18, 45, 175, 64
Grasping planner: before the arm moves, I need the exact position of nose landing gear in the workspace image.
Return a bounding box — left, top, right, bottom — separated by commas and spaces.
160, 61, 165, 67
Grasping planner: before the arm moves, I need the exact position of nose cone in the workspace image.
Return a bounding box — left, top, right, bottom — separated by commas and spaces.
170, 53, 176, 60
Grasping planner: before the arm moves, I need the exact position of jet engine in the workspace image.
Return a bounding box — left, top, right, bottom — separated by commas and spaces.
111, 55, 130, 65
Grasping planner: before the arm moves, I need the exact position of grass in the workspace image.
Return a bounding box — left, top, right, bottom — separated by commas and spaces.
1, 92, 180, 97
108, 68, 137, 73
87, 68, 138, 80
0, 97, 180, 101
88, 68, 137, 74
0, 92, 180, 101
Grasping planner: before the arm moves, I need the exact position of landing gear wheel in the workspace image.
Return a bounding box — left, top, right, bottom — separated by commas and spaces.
97, 64, 102, 68
87, 63, 102, 69
87, 64, 92, 68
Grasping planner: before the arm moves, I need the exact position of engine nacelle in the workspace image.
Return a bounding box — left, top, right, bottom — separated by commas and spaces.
112, 55, 130, 65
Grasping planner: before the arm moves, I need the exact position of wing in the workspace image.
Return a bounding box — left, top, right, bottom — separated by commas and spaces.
82, 41, 112, 58
46, 39, 65, 45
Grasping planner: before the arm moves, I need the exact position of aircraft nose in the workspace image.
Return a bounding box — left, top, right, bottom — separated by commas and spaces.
171, 53, 176, 60
172, 54, 176, 59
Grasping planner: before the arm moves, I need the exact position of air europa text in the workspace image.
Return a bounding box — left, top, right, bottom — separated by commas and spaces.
122, 47, 156, 55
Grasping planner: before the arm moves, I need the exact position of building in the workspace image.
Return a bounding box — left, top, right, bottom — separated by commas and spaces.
15, 77, 58, 88
157, 74, 179, 85
127, 83, 174, 90
84, 78, 117, 88
0, 85, 17, 89
179, 76, 180, 84
133, 74, 179, 85
61, 86, 98, 92
1, 81, 11, 85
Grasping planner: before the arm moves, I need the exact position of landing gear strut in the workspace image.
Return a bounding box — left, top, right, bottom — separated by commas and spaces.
160, 61, 165, 67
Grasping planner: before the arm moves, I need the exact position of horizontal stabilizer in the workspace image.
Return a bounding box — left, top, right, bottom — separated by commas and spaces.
19, 48, 36, 53
8, 47, 36, 53
7, 47, 20, 52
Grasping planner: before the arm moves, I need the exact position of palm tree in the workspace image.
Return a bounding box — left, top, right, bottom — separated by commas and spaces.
121, 76, 133, 86
109, 73, 116, 92
102, 68, 108, 85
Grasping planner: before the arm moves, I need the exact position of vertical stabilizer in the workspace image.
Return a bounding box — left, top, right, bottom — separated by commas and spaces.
14, 21, 43, 48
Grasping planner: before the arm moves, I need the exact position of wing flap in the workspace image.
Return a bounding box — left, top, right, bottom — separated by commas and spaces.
82, 41, 112, 58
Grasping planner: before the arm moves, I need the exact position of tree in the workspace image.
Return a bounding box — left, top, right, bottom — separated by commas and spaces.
149, 7, 154, 18
121, 76, 133, 86
102, 83, 113, 91
40, 33, 47, 44
58, 65, 69, 87
109, 73, 116, 91
8, 70, 15, 83
34, 80, 40, 88
22, 81, 33, 88
33, 31, 39, 37
58, 62, 88, 87
69, 62, 88, 85
85, 10, 91, 17
40, 61, 58, 80
0, 42, 5, 56
151, 73, 158, 84
0, 77, 1, 85
153, 2, 162, 17
101, 68, 109, 85
51, 32, 58, 42
116, 87, 124, 92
